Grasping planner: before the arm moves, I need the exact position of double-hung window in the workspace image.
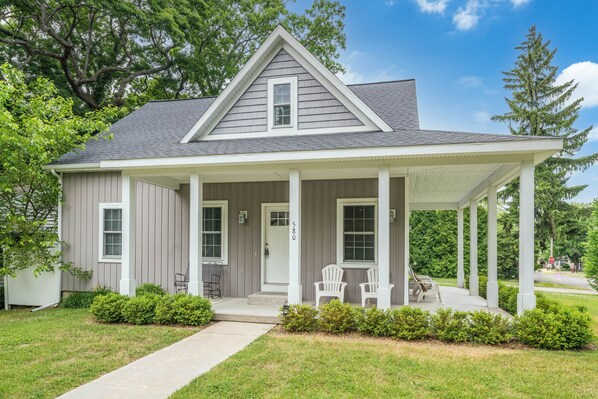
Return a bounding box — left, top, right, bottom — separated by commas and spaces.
202, 200, 228, 264
268, 77, 297, 131
99, 203, 122, 262
337, 199, 377, 267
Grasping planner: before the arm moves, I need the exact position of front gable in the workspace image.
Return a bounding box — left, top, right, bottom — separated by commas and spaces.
180, 26, 392, 143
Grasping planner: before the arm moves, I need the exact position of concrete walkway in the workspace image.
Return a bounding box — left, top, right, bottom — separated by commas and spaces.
58, 321, 275, 399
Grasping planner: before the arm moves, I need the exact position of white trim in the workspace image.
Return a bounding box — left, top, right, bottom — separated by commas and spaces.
336, 198, 378, 269
98, 202, 123, 263
202, 200, 229, 265
410, 202, 459, 210
458, 164, 520, 208
261, 202, 290, 292
403, 175, 410, 305
100, 139, 563, 170
179, 25, 391, 143
202, 125, 373, 141
268, 77, 298, 133
188, 173, 203, 296
288, 169, 302, 304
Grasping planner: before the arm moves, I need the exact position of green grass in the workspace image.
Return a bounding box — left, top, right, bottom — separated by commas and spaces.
0, 308, 201, 399
170, 332, 598, 399
171, 292, 598, 399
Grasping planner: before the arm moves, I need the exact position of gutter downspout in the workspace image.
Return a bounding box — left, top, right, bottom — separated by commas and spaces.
50, 169, 63, 305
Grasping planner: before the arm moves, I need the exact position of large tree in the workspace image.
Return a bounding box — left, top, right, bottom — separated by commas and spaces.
492, 26, 597, 262
0, 0, 346, 111
584, 201, 598, 290
0, 63, 115, 277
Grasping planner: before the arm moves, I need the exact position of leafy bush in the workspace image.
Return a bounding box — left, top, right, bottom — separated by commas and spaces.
154, 293, 213, 326
318, 299, 358, 334
478, 275, 488, 299
61, 286, 112, 309
469, 311, 512, 345
516, 307, 593, 350
498, 283, 519, 315
122, 294, 160, 325
389, 307, 430, 340
136, 283, 166, 297
280, 304, 318, 332
430, 308, 471, 342
356, 307, 392, 337
90, 292, 129, 323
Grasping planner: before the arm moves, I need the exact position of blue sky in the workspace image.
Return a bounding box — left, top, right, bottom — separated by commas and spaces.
325, 0, 598, 203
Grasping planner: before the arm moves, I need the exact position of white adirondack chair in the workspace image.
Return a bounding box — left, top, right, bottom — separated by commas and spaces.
314, 264, 347, 307
359, 267, 395, 307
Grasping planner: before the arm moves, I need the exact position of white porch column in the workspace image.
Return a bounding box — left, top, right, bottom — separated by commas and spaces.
120, 174, 137, 296
188, 172, 203, 296
378, 165, 391, 310
518, 160, 536, 314
469, 200, 479, 296
457, 208, 465, 288
288, 169, 302, 304
487, 185, 499, 308
403, 176, 410, 305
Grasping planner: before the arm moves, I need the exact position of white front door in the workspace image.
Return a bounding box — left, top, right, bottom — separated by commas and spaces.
262, 204, 290, 292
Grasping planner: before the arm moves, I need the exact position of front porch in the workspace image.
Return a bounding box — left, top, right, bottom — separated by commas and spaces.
211, 285, 509, 324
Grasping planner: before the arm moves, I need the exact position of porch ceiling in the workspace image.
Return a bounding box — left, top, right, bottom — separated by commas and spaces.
409, 164, 510, 207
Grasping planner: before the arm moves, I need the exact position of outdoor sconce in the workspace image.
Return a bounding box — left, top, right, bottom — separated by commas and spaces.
389, 209, 397, 223
238, 210, 248, 224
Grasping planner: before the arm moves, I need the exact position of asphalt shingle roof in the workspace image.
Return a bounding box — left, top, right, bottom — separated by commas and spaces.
53, 80, 539, 165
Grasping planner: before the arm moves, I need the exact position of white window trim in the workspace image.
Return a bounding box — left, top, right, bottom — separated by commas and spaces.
267, 76, 298, 133
202, 200, 229, 265
336, 198, 378, 269
98, 202, 123, 263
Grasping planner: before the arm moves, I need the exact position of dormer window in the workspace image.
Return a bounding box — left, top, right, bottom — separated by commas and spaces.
273, 83, 291, 126
267, 76, 297, 131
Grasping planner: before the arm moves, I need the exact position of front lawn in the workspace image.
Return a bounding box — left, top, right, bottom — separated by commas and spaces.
171, 292, 598, 399
170, 333, 598, 399
0, 308, 201, 399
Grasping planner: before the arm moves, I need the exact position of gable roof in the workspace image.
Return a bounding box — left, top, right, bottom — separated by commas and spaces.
51, 78, 558, 167
179, 25, 393, 143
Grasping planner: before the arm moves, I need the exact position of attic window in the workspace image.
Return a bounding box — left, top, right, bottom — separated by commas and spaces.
268, 77, 297, 131
273, 84, 291, 126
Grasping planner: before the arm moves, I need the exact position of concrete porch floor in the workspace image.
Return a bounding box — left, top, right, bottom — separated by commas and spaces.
211, 286, 509, 323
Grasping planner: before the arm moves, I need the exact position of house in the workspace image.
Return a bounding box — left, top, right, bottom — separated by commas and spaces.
48, 26, 562, 314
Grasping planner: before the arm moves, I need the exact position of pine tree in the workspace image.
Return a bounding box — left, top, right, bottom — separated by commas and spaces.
583, 201, 598, 290
492, 26, 597, 261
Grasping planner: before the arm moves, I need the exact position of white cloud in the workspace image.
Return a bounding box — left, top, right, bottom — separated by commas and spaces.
336, 66, 364, 85
385, 0, 396, 6
415, 0, 449, 13
474, 111, 491, 122
511, 0, 531, 7
347, 50, 364, 61
457, 75, 482, 89
555, 61, 598, 109
453, 0, 480, 31
588, 126, 598, 142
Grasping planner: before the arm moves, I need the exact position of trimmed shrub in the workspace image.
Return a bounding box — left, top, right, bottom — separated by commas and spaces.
389, 307, 430, 340
61, 286, 112, 309
90, 292, 129, 323
154, 293, 213, 326
318, 299, 358, 334
430, 308, 471, 342
122, 294, 160, 325
516, 307, 593, 350
136, 283, 166, 297
356, 307, 392, 337
498, 283, 519, 315
469, 310, 512, 345
478, 275, 488, 299
280, 304, 318, 332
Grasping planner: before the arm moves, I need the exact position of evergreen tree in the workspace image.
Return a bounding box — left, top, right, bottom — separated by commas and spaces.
583, 201, 598, 290
492, 26, 597, 262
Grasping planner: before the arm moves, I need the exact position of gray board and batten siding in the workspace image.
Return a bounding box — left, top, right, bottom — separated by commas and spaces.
61, 173, 406, 304
210, 48, 364, 135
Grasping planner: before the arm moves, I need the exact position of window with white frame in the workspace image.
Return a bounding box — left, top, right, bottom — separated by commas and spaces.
99, 203, 122, 262
337, 199, 377, 267
202, 200, 228, 263
267, 77, 297, 130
